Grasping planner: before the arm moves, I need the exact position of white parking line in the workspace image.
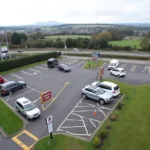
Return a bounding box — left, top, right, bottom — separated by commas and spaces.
27, 86, 41, 93
89, 119, 96, 128
97, 104, 112, 111
65, 131, 90, 136
71, 61, 85, 68
61, 126, 84, 129
143, 66, 150, 73
73, 110, 97, 112
57, 98, 83, 131
3, 77, 9, 81
121, 64, 127, 68
33, 97, 41, 103
130, 65, 137, 72
11, 73, 23, 79
20, 70, 33, 76
29, 68, 42, 73
6, 90, 33, 101
66, 119, 82, 121
35, 66, 47, 70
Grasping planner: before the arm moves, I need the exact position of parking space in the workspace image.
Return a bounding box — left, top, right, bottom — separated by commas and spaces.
102, 62, 150, 74
57, 94, 124, 140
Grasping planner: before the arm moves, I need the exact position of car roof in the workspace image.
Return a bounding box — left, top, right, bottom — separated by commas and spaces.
84, 85, 99, 90
16, 97, 31, 105
48, 58, 57, 61
110, 59, 119, 63
101, 81, 118, 87
1, 81, 15, 86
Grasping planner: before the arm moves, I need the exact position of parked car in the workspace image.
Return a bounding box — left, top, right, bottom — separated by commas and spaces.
81, 85, 113, 105
17, 50, 23, 52
15, 97, 41, 120
0, 75, 4, 84
110, 67, 126, 77
57, 64, 71, 72
47, 58, 58, 68
108, 59, 119, 70
0, 81, 26, 96
92, 81, 120, 97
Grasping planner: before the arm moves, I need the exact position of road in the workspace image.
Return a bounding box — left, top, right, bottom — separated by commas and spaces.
10, 49, 150, 58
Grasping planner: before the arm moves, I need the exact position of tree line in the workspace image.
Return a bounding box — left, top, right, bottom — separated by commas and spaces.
1, 30, 150, 51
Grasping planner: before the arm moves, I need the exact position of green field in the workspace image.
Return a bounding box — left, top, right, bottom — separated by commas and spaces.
83, 60, 104, 69
109, 40, 142, 49
0, 100, 23, 135
34, 80, 150, 150
45, 35, 91, 40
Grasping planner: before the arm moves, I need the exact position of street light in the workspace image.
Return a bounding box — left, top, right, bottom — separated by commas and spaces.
4, 31, 10, 58
64, 41, 67, 58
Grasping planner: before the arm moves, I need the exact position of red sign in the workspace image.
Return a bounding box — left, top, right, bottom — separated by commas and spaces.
41, 91, 52, 104
100, 67, 104, 76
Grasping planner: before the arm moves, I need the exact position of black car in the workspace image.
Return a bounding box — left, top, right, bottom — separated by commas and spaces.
47, 58, 58, 68
57, 64, 71, 72
0, 81, 26, 96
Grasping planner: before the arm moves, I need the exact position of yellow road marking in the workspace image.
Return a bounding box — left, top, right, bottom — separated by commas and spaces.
42, 82, 69, 111
12, 130, 39, 150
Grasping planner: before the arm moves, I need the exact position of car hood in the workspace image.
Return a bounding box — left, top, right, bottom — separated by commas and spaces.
26, 108, 40, 116
99, 92, 112, 99
18, 81, 26, 84
64, 67, 71, 70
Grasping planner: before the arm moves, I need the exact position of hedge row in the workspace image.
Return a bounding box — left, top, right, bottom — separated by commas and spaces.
0, 52, 57, 72
66, 53, 149, 61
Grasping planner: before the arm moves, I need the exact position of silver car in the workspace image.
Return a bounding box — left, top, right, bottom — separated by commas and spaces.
81, 85, 113, 105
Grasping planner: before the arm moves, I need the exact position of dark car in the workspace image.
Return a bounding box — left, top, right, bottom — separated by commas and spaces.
17, 50, 23, 52
57, 64, 71, 72
0, 81, 26, 96
47, 58, 58, 68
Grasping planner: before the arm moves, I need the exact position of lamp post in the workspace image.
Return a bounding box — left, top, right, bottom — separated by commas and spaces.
5, 31, 9, 58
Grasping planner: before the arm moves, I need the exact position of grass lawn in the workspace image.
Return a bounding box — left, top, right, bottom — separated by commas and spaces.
109, 40, 142, 49
0, 100, 23, 135
45, 35, 91, 40
83, 60, 104, 69
34, 80, 150, 150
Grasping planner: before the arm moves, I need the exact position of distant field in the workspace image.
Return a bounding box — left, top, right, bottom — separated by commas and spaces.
109, 40, 142, 49
45, 35, 91, 40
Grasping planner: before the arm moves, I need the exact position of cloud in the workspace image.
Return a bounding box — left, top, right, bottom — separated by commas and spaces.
0, 0, 150, 25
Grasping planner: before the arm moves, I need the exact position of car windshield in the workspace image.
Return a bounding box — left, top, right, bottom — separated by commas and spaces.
62, 64, 67, 68
121, 70, 125, 72
24, 103, 36, 111
110, 63, 115, 66
96, 88, 105, 95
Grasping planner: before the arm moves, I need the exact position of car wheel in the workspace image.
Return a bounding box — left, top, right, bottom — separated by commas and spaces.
82, 94, 87, 99
118, 74, 120, 78
99, 99, 105, 105
110, 71, 112, 75
16, 107, 19, 112
9, 91, 12, 95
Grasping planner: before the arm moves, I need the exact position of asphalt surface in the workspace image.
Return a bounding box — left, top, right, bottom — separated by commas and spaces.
10, 49, 150, 57
0, 58, 150, 150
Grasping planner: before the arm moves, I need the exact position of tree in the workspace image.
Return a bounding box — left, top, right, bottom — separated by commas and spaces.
54, 38, 64, 48
11, 32, 21, 45
20, 33, 28, 42
66, 38, 74, 48
140, 37, 149, 51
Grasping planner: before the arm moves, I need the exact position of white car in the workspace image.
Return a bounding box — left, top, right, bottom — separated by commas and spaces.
92, 81, 120, 97
15, 97, 41, 120
110, 67, 126, 77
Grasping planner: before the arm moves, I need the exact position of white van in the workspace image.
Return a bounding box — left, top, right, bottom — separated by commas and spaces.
108, 59, 119, 70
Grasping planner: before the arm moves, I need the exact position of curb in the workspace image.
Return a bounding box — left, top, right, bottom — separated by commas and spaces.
0, 98, 27, 138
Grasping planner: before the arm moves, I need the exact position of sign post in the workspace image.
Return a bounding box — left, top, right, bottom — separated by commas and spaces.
45, 115, 53, 140
100, 67, 104, 81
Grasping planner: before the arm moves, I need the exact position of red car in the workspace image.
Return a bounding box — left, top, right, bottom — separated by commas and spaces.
0, 76, 4, 84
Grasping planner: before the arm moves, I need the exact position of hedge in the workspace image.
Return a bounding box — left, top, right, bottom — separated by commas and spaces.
66, 53, 149, 60
0, 52, 57, 72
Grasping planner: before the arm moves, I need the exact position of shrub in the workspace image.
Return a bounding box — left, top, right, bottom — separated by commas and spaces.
105, 121, 112, 130
116, 102, 124, 110
93, 136, 101, 148
0, 52, 57, 72
99, 130, 109, 140
110, 114, 118, 121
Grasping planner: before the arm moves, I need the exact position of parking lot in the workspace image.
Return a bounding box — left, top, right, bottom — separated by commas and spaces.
0, 58, 148, 150
57, 94, 124, 140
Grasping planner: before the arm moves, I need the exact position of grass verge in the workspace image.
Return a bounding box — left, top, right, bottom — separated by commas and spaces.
34, 80, 150, 150
84, 60, 104, 69
0, 100, 23, 135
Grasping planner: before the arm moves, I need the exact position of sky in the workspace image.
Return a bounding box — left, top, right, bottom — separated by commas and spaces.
0, 0, 150, 26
